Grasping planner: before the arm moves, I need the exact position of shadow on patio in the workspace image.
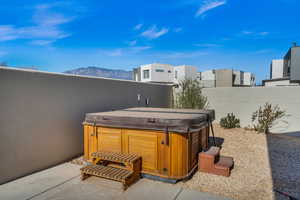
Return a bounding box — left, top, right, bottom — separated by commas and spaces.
266, 132, 300, 200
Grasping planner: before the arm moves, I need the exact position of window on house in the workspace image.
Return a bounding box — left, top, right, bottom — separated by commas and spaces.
155, 69, 164, 72
168, 70, 171, 73
143, 70, 150, 79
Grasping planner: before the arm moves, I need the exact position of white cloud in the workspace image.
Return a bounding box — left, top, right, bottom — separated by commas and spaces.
134, 23, 143, 30
130, 46, 152, 53
195, 0, 226, 17
0, 3, 74, 43
241, 30, 253, 35
141, 25, 169, 39
194, 43, 221, 47
174, 27, 183, 33
258, 32, 269, 36
30, 40, 55, 46
128, 40, 137, 46
241, 30, 269, 36
100, 46, 152, 57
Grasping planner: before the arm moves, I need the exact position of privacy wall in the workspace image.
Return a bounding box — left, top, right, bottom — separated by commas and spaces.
0, 67, 172, 184
203, 87, 300, 133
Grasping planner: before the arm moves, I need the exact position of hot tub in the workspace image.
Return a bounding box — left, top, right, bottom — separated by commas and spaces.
82, 107, 215, 181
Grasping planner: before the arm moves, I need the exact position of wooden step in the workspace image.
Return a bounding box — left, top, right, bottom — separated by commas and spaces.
91, 151, 140, 165
80, 164, 139, 190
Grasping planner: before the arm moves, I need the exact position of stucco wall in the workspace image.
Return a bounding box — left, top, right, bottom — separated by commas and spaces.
203, 87, 300, 133
0, 67, 172, 184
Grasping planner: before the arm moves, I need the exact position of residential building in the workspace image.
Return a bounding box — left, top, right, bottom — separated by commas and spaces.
133, 63, 197, 84
233, 70, 244, 86
173, 65, 198, 84
199, 69, 255, 87
133, 63, 256, 87
197, 70, 216, 88
263, 44, 300, 86
283, 44, 300, 82
270, 59, 284, 79
243, 72, 256, 86
215, 69, 234, 87
133, 67, 141, 82
133, 63, 174, 84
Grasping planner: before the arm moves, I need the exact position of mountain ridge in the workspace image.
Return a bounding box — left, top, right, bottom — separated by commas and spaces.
64, 66, 133, 80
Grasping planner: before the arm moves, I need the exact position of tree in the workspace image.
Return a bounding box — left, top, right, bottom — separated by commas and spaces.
174, 79, 208, 109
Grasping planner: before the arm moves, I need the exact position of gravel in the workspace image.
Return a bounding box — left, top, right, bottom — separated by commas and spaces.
179, 124, 300, 200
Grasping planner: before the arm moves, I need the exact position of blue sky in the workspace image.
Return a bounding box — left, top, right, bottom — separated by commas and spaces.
0, 0, 299, 83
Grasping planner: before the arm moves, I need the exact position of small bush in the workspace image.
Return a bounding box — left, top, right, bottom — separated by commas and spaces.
175, 79, 208, 109
251, 102, 286, 134
220, 113, 241, 129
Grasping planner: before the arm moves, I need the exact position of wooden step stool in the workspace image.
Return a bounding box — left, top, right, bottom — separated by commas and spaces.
80, 151, 141, 190
198, 146, 234, 177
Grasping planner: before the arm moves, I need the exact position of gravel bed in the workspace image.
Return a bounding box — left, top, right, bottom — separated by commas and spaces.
179, 124, 300, 200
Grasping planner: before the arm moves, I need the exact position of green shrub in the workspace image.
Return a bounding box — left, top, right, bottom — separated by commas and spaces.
220, 113, 241, 129
175, 79, 208, 109
251, 102, 286, 134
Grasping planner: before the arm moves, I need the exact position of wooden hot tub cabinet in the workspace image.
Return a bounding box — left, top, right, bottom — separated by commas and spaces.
83, 107, 214, 181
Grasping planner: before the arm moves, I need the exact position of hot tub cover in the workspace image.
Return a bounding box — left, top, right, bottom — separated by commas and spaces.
83, 107, 215, 133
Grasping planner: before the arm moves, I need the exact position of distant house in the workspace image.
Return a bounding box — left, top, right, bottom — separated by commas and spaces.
173, 65, 198, 84
198, 70, 216, 88
270, 59, 284, 79
133, 63, 256, 87
198, 69, 256, 87
263, 44, 300, 87
133, 63, 197, 84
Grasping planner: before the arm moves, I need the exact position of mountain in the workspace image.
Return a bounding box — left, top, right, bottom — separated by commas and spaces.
64, 66, 133, 80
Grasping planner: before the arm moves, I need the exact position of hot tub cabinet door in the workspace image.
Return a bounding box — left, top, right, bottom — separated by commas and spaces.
122, 129, 170, 177
97, 127, 122, 153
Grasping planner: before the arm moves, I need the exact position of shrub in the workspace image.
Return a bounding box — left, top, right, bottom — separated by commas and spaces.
251, 102, 286, 134
175, 79, 208, 109
220, 113, 240, 129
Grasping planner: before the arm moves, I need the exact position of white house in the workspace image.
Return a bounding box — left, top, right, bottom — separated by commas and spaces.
270, 59, 284, 79
133, 63, 197, 84
197, 70, 216, 88
243, 72, 256, 86
173, 65, 198, 84
197, 69, 255, 87
138, 63, 174, 83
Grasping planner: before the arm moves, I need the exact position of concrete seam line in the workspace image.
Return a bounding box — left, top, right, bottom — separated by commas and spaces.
25, 174, 81, 200
173, 187, 184, 200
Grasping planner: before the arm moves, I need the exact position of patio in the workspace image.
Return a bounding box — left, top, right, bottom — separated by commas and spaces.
0, 163, 230, 200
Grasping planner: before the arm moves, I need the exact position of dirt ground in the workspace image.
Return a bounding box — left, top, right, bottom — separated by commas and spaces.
179, 124, 300, 200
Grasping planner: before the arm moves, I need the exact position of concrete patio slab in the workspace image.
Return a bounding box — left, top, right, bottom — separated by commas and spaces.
0, 163, 81, 200
120, 178, 182, 200
0, 163, 232, 200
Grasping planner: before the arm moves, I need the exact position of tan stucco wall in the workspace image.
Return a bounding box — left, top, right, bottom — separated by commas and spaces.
203, 87, 300, 133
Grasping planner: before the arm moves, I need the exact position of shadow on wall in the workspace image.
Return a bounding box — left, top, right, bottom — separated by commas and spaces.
266, 132, 300, 200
